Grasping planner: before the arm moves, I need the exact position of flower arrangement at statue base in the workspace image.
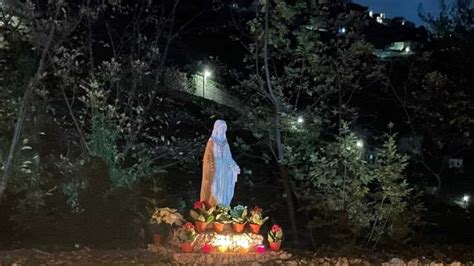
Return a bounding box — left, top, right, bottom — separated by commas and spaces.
190, 201, 215, 233
247, 206, 269, 234
178, 222, 197, 253
149, 207, 184, 246
268, 224, 284, 251
167, 201, 284, 254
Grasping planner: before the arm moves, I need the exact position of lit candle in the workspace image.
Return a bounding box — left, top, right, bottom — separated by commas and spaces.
236, 238, 250, 254
213, 235, 230, 253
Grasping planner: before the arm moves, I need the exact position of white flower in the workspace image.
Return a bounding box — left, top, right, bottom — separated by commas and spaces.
150, 207, 184, 226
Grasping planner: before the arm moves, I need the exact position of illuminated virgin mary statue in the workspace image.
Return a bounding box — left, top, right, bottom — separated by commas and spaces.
200, 120, 240, 206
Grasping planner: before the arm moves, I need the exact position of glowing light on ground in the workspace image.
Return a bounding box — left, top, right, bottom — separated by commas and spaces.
211, 234, 255, 253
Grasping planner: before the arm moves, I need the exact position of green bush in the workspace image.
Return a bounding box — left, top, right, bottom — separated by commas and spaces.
289, 124, 422, 247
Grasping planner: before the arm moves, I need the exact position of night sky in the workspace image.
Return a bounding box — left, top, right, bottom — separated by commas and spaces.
354, 0, 442, 26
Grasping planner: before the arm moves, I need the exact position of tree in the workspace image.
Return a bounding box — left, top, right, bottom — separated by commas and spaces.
0, 0, 83, 199
232, 0, 383, 245
385, 0, 474, 191
0, 0, 193, 200
289, 123, 422, 247
418, 0, 473, 37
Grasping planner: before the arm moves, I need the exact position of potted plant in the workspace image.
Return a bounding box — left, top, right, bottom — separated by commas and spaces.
179, 222, 197, 253
149, 207, 184, 245
247, 206, 269, 234
230, 205, 248, 233
213, 204, 231, 233
189, 201, 215, 232
267, 224, 283, 251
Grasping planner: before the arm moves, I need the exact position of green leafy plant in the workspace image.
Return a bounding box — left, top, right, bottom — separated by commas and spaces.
289, 123, 422, 246
178, 222, 197, 243
189, 201, 215, 223
230, 205, 248, 224
268, 224, 284, 243
214, 204, 231, 224
247, 206, 269, 225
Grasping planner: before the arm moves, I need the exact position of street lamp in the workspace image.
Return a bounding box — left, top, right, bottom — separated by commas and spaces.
356, 139, 364, 148
203, 68, 211, 98
463, 195, 470, 206
297, 116, 304, 124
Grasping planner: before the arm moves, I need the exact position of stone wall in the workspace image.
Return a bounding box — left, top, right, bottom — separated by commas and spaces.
190, 74, 241, 110
162, 70, 242, 110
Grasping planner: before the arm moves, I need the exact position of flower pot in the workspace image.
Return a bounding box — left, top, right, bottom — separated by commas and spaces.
153, 234, 162, 245
249, 223, 261, 234
232, 223, 245, 233
195, 221, 208, 233
213, 222, 225, 233
181, 242, 193, 253
269, 242, 281, 251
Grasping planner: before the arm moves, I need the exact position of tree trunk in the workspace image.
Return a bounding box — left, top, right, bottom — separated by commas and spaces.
0, 13, 57, 201
262, 0, 300, 245
279, 165, 300, 246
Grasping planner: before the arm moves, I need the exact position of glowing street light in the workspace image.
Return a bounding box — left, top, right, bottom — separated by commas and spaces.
463, 195, 470, 204
297, 116, 304, 124
356, 139, 364, 148
204, 69, 211, 79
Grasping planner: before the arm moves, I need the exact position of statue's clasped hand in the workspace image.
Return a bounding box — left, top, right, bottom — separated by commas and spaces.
233, 165, 241, 175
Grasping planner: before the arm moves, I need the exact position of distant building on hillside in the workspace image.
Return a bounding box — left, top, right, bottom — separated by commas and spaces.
373, 41, 416, 59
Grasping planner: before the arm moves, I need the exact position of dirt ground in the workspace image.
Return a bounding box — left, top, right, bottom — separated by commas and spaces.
0, 249, 168, 265
1, 245, 474, 265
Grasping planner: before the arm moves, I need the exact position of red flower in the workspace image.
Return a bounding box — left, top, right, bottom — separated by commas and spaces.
194, 200, 211, 209
184, 222, 194, 230
194, 201, 204, 209
202, 243, 213, 254
271, 224, 281, 232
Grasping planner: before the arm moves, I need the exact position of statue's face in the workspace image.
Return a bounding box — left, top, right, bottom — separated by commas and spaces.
217, 124, 227, 136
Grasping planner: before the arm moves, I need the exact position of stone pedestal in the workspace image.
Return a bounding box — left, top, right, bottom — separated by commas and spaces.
172, 250, 291, 265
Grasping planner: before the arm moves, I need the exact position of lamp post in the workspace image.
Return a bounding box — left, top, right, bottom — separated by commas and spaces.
356, 139, 364, 149
203, 69, 211, 98
463, 195, 470, 207
297, 116, 304, 124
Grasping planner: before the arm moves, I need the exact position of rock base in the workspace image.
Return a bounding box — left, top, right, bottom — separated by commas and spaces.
172, 250, 292, 265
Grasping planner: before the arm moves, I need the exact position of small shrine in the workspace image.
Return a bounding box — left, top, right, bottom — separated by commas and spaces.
147, 120, 287, 264
148, 203, 287, 264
